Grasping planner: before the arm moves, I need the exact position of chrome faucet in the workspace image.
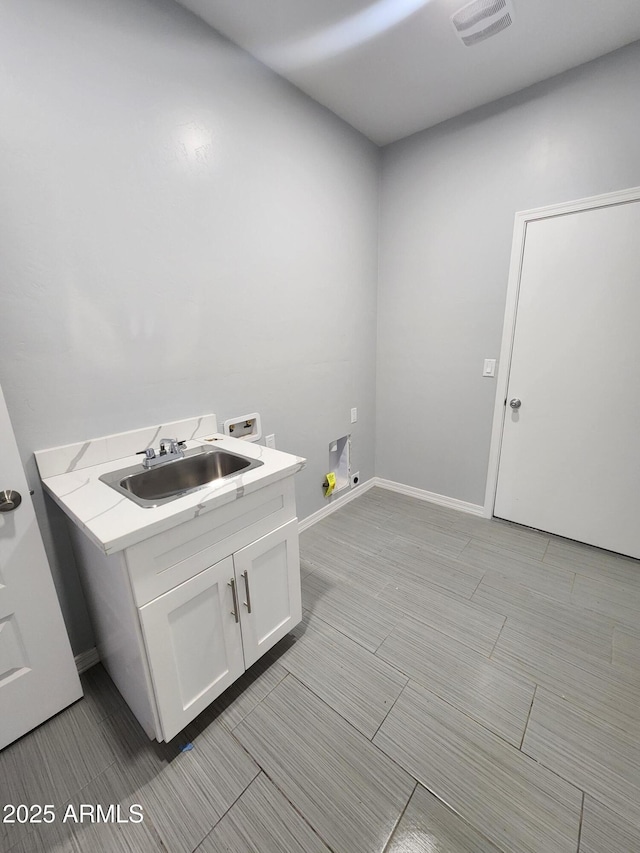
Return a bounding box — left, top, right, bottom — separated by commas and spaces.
136, 438, 186, 469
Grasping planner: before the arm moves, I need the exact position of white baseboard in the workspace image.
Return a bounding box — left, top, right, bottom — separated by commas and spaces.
298, 475, 483, 533
75, 647, 100, 674
374, 478, 484, 516
298, 478, 377, 532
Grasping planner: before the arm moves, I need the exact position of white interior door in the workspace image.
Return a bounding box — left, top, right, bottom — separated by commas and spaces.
0, 384, 82, 750
494, 196, 640, 558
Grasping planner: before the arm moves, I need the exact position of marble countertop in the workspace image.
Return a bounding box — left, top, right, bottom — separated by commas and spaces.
39, 428, 306, 555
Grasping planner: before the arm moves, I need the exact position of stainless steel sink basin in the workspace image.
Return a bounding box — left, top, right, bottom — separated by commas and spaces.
99, 446, 264, 508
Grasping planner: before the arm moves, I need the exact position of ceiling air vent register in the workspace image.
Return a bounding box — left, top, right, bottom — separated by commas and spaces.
451, 0, 515, 46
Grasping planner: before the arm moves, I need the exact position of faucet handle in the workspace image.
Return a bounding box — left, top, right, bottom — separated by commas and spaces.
136, 447, 156, 460
136, 447, 156, 468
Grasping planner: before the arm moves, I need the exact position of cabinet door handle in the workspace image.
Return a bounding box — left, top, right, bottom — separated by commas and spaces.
242, 571, 252, 613
228, 577, 239, 623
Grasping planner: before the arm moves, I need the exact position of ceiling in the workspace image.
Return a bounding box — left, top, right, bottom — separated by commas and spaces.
174, 0, 640, 145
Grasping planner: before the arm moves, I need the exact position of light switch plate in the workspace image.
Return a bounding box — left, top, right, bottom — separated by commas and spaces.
350, 407, 358, 423
265, 434, 276, 449
483, 358, 496, 377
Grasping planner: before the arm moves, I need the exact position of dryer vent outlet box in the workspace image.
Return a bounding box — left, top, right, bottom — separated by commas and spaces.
329, 436, 351, 494
451, 0, 515, 46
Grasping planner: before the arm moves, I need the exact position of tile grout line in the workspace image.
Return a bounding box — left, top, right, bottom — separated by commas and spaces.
379, 596, 509, 661
137, 788, 173, 853
190, 770, 260, 853
373, 621, 542, 742
215, 675, 313, 837
374, 604, 508, 671
380, 781, 418, 853
371, 676, 585, 853
519, 684, 537, 750
372, 615, 404, 655
0, 754, 126, 853
519, 735, 591, 796
228, 672, 293, 743
469, 570, 487, 599
406, 780, 516, 853
488, 614, 508, 659
609, 622, 619, 666
458, 538, 473, 558
370, 676, 410, 743
520, 694, 600, 794
72, 753, 169, 851
362, 681, 446, 787
576, 791, 585, 853
296, 609, 410, 687
305, 608, 402, 660
520, 677, 638, 742
253, 671, 399, 748
245, 765, 343, 853
226, 663, 289, 733
397, 675, 533, 754
452, 537, 472, 560
457, 530, 550, 564
240, 671, 421, 843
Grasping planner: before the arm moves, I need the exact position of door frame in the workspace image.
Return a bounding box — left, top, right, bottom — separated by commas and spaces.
483, 184, 640, 519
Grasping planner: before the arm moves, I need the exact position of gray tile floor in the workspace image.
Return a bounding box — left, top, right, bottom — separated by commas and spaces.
3, 487, 640, 852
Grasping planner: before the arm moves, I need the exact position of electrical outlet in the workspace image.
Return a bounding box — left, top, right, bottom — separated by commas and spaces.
351, 471, 360, 486
350, 407, 358, 423
265, 434, 276, 449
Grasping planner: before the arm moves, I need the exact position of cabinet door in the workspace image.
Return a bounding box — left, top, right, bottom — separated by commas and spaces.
139, 556, 244, 741
234, 519, 302, 669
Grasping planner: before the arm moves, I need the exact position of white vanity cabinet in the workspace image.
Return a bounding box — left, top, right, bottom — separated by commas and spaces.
139, 519, 300, 740
68, 476, 302, 742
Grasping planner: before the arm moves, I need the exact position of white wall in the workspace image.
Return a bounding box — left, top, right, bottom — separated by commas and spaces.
0, 0, 379, 653
376, 41, 640, 507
